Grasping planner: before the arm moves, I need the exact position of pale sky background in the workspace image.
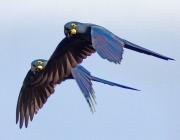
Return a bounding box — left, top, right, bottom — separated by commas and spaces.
0, 0, 180, 140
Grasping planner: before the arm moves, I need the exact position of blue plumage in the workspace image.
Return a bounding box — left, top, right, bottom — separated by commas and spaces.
64, 21, 174, 61
91, 26, 124, 63
62, 21, 174, 113
19, 59, 139, 127
17, 21, 174, 128
71, 65, 139, 113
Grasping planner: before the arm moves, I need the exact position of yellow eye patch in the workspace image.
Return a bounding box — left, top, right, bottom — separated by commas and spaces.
38, 61, 43, 65
37, 65, 43, 70
71, 23, 76, 28
71, 29, 76, 34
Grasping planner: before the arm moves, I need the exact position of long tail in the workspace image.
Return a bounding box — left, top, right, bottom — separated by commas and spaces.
123, 39, 174, 60
71, 65, 139, 113
91, 76, 139, 91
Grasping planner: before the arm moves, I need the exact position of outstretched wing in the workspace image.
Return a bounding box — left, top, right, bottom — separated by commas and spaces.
16, 37, 95, 128
16, 70, 55, 128
31, 37, 95, 87
91, 25, 124, 64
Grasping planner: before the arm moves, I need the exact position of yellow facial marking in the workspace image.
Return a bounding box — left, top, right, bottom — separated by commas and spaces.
71, 23, 76, 28
71, 29, 76, 34
37, 65, 43, 70
38, 61, 43, 65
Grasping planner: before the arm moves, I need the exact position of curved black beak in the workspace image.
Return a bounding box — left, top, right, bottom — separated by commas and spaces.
64, 28, 71, 38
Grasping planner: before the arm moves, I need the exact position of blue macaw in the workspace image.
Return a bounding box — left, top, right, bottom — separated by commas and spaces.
16, 59, 138, 128
17, 21, 174, 128
64, 21, 174, 62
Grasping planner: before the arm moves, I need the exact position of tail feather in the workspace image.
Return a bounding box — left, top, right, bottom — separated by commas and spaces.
71, 65, 96, 113
123, 39, 174, 60
91, 76, 140, 91
71, 65, 139, 113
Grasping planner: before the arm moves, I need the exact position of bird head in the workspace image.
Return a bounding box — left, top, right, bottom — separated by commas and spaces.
31, 59, 48, 74
64, 21, 88, 38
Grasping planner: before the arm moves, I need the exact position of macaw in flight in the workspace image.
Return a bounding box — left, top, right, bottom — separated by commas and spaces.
16, 21, 174, 128
64, 21, 174, 62
16, 59, 138, 128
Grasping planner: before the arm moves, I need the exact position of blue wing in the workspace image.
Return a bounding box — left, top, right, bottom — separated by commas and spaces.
71, 65, 139, 113
90, 25, 174, 61
91, 25, 124, 64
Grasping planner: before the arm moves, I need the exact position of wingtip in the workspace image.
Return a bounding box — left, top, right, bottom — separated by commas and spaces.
25, 121, 28, 128
20, 121, 23, 129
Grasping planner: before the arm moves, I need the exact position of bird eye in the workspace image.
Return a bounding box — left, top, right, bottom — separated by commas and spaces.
71, 23, 76, 28
38, 61, 43, 65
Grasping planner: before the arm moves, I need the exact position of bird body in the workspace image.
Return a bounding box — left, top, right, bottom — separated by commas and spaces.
16, 59, 138, 128
16, 21, 174, 128
64, 21, 174, 62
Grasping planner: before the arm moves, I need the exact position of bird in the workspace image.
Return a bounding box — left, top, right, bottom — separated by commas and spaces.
16, 59, 139, 128
64, 21, 174, 63
16, 21, 174, 128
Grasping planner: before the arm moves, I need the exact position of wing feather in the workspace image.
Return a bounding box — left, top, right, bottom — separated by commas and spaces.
20, 105, 24, 128
91, 26, 124, 63
16, 37, 96, 128
67, 52, 78, 68
29, 93, 34, 121
65, 56, 72, 77
34, 88, 41, 108
25, 106, 29, 128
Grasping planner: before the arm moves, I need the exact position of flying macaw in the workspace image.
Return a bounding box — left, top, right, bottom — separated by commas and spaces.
16, 21, 173, 128
64, 21, 174, 63
16, 59, 138, 128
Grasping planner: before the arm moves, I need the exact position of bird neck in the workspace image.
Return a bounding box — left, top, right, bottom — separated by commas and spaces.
82, 27, 92, 43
